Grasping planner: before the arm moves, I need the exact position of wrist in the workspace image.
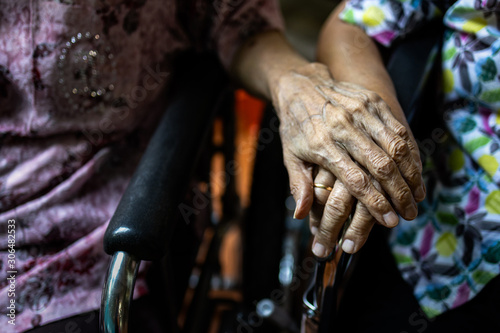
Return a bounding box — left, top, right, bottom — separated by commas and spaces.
269, 61, 328, 113
231, 31, 309, 100
265, 55, 309, 100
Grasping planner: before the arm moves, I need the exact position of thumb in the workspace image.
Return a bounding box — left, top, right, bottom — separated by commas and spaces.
285, 155, 314, 219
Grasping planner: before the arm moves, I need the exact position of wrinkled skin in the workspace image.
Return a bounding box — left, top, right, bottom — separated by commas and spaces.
230, 31, 425, 258
271, 63, 425, 257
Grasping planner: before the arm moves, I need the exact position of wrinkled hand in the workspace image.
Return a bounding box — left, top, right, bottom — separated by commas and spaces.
310, 167, 380, 257
272, 62, 425, 231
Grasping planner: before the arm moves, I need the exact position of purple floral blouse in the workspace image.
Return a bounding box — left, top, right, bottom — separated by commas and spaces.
0, 1, 283, 331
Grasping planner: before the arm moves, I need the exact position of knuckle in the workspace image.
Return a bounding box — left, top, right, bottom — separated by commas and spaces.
329, 109, 351, 127
309, 138, 322, 152
406, 169, 422, 185
356, 93, 369, 105
317, 226, 335, 243
368, 193, 388, 213
348, 221, 369, 238
309, 132, 329, 151
394, 186, 412, 203
326, 196, 351, 219
388, 137, 409, 161
394, 124, 408, 138
348, 100, 365, 114
407, 138, 417, 152
375, 99, 389, 111
371, 155, 396, 179
366, 91, 381, 102
314, 151, 330, 167
345, 169, 369, 192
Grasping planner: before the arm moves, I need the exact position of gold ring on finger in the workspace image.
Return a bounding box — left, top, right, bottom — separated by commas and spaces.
313, 183, 333, 191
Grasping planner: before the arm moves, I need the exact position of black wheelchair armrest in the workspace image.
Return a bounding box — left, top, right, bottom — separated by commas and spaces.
103, 53, 226, 261
100, 53, 226, 333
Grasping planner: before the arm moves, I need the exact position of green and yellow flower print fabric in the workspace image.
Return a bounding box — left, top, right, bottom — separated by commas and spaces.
341, 0, 500, 317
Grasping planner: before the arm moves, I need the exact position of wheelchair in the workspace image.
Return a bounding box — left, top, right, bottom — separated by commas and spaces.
100, 19, 443, 332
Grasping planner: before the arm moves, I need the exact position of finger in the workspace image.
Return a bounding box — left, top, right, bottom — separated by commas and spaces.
341, 201, 376, 254
312, 180, 355, 258
311, 143, 399, 228
319, 109, 417, 221
313, 168, 336, 206
375, 104, 426, 202
310, 204, 321, 236
284, 91, 403, 225
317, 84, 422, 210
342, 175, 394, 254
352, 100, 423, 202
310, 168, 336, 234
283, 152, 314, 219
362, 116, 423, 208
328, 82, 425, 202
371, 124, 423, 202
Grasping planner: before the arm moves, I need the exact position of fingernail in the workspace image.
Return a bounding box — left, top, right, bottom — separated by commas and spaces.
293, 199, 302, 219
383, 211, 399, 227
311, 226, 318, 235
405, 204, 418, 220
313, 243, 326, 257
342, 239, 355, 254
415, 185, 425, 201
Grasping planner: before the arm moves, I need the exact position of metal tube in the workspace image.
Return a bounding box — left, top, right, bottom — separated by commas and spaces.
257, 299, 299, 333
100, 252, 140, 333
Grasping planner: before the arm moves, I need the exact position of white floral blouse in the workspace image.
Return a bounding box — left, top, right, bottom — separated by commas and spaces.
341, 0, 500, 318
